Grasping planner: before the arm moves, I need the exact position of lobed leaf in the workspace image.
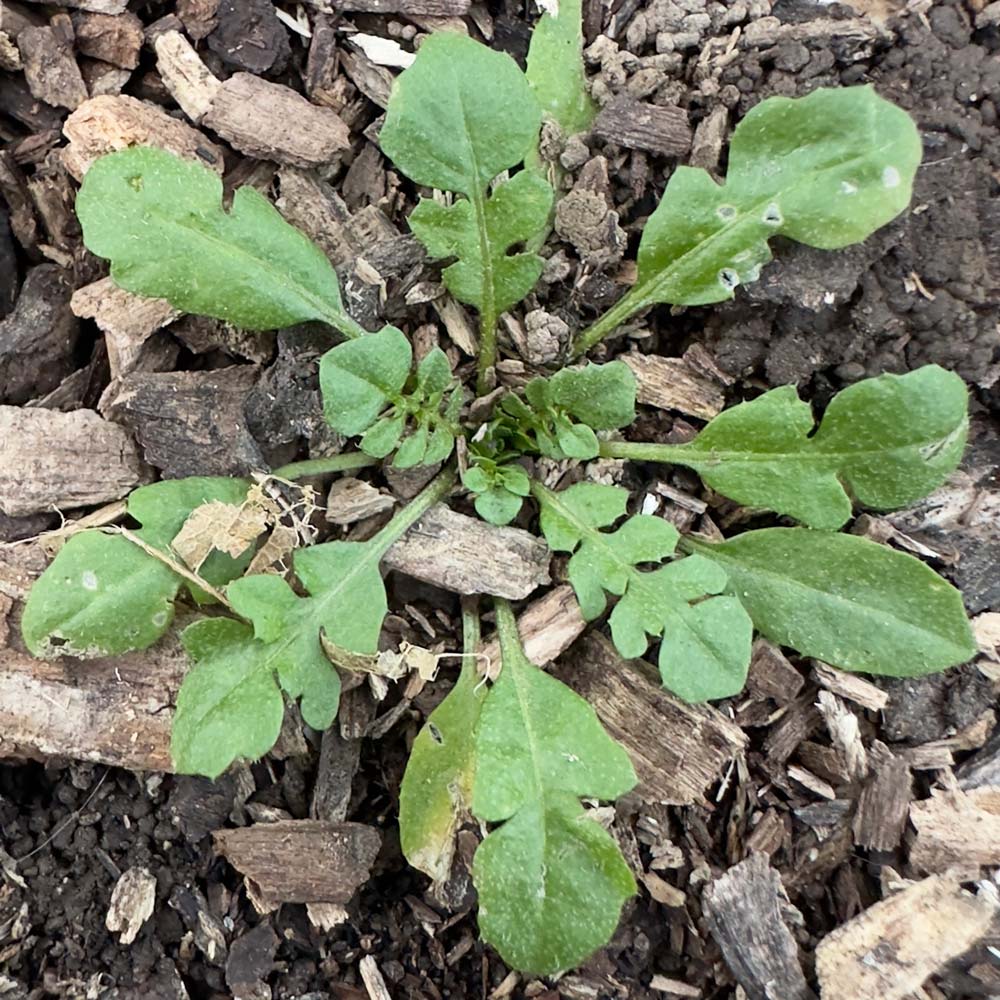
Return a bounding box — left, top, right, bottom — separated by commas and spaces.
667, 366, 968, 530
691, 528, 976, 677
22, 477, 253, 658
536, 483, 754, 700
471, 601, 636, 974
76, 147, 361, 336
381, 33, 552, 323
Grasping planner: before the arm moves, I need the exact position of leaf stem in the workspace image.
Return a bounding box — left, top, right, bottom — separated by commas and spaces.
461, 596, 481, 670
472, 187, 499, 395
271, 453, 379, 480
597, 440, 691, 464
329, 311, 370, 341
492, 597, 520, 658
370, 465, 457, 555
571, 286, 646, 359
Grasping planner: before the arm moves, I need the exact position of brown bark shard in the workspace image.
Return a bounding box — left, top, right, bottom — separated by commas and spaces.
593, 98, 692, 157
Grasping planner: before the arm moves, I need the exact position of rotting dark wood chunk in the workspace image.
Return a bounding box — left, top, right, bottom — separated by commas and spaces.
213, 820, 381, 905
703, 852, 815, 1000
593, 97, 692, 157
554, 633, 746, 805
206, 0, 290, 75
17, 20, 88, 111
851, 744, 911, 851
72, 11, 144, 70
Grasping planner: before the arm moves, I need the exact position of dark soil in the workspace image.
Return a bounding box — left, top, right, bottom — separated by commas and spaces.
2, 0, 999, 998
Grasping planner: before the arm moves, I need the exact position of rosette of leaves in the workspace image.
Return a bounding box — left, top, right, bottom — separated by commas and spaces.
319, 326, 463, 468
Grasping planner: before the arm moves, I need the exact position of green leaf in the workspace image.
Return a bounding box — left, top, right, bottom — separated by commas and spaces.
21, 477, 253, 658
548, 362, 637, 431
416, 348, 453, 395
173, 618, 287, 779
634, 87, 921, 308
471, 601, 636, 974
393, 422, 429, 469
75, 147, 362, 337
667, 366, 968, 530
361, 412, 406, 458
400, 662, 485, 881
381, 33, 553, 324
691, 528, 976, 677
536, 483, 753, 700
474, 486, 524, 526
320, 326, 411, 436
526, 0, 595, 141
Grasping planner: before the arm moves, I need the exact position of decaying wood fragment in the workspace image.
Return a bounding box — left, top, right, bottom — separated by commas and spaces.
73, 11, 144, 69
0, 405, 146, 516
554, 633, 746, 805
326, 477, 395, 526
851, 746, 911, 850
815, 875, 998, 1000
103, 366, 265, 478
479, 584, 587, 676
745, 638, 804, 705
106, 867, 156, 945
21, 0, 129, 11
703, 852, 814, 1000
593, 98, 692, 157
203, 73, 351, 168
213, 820, 381, 905
333, 0, 470, 12
813, 661, 889, 711
384, 504, 550, 601
910, 784, 1000, 873
622, 351, 725, 420
153, 30, 221, 123
0, 264, 80, 405
71, 277, 181, 378
18, 22, 88, 111
62, 94, 225, 180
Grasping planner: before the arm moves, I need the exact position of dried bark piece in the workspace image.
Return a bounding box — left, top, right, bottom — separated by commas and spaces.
479, 584, 587, 676
813, 661, 888, 711
21, 0, 129, 11
0, 632, 184, 771
213, 820, 381, 904
203, 73, 351, 168
71, 277, 181, 378
0, 405, 145, 516
106, 867, 156, 945
815, 875, 998, 1000
553, 633, 746, 805
177, 0, 219, 40
0, 264, 80, 405
622, 351, 725, 420
326, 477, 395, 525
103, 365, 265, 478
206, 0, 290, 74
384, 504, 550, 600
333, 0, 470, 11
851, 746, 911, 850
62, 94, 225, 181
226, 922, 278, 1000
153, 30, 221, 123
593, 98, 692, 157
72, 11, 144, 69
745, 637, 803, 705
18, 22, 88, 110
703, 853, 814, 1000
910, 785, 1000, 873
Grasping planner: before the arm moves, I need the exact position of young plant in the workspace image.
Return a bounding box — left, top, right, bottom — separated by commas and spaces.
21, 21, 977, 979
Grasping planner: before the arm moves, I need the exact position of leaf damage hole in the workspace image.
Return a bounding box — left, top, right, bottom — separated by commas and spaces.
428, 723, 444, 745
762, 203, 783, 226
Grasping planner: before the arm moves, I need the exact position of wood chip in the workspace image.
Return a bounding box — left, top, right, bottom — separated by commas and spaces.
554, 633, 746, 805
213, 820, 380, 905
703, 852, 814, 1000
326, 477, 395, 525
815, 876, 998, 1000
18, 22, 88, 110
22, 0, 129, 11
622, 351, 725, 420
153, 29, 222, 123
62, 94, 225, 180
593, 98, 692, 157
745, 638, 803, 705
479, 584, 587, 676
359, 955, 393, 1000
73, 11, 144, 69
910, 784, 1000, 873
71, 277, 181, 378
0, 405, 146, 516
203, 73, 351, 168
813, 661, 888, 711
334, 0, 469, 11
851, 747, 911, 850
649, 976, 700, 997
106, 867, 156, 945
384, 504, 550, 600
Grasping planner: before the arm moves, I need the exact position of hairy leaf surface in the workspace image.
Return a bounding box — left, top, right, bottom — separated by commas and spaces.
76, 147, 361, 336
692, 528, 976, 676
621, 366, 969, 530
22, 477, 252, 658
380, 33, 552, 323
472, 602, 636, 974
536, 484, 753, 700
